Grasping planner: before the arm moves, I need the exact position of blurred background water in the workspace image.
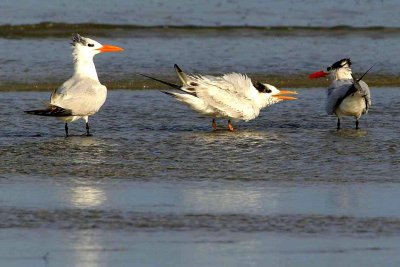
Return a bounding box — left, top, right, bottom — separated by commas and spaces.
1, 0, 400, 87
1, 0, 399, 26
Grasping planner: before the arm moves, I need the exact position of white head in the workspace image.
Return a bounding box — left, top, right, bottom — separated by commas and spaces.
309, 58, 352, 81
71, 33, 124, 60
70, 33, 123, 78
253, 82, 297, 109
326, 58, 352, 80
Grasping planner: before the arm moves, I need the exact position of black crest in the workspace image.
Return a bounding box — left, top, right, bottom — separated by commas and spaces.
253, 82, 272, 93
327, 58, 351, 71
71, 33, 87, 46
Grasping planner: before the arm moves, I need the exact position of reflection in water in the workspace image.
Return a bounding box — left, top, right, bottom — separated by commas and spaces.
328, 186, 363, 213
199, 130, 285, 143
182, 186, 280, 213
65, 136, 107, 147
65, 137, 110, 165
181, 130, 289, 157
70, 186, 107, 208
72, 231, 102, 267
334, 129, 368, 138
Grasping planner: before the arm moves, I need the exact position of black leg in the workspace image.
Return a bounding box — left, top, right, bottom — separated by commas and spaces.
65, 123, 69, 137
86, 122, 92, 136
355, 119, 359, 130
336, 118, 341, 130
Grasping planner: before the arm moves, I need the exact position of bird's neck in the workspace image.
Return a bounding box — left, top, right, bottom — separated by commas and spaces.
257, 93, 279, 109
330, 67, 352, 80
72, 50, 99, 81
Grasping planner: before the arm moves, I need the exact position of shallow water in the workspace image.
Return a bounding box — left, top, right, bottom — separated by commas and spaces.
1, 89, 400, 266
1, 1, 400, 266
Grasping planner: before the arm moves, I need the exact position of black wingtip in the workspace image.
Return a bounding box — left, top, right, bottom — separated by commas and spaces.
139, 73, 181, 90
24, 106, 72, 117
174, 64, 183, 73
24, 110, 45, 115
161, 90, 175, 96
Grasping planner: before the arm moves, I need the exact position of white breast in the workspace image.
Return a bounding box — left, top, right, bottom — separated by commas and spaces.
335, 93, 365, 118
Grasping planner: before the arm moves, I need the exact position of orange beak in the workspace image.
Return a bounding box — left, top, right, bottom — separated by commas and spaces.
97, 44, 124, 53
273, 90, 297, 100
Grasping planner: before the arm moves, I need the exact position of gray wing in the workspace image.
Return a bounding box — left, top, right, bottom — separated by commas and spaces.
358, 80, 371, 114
326, 79, 371, 115
50, 78, 107, 116
326, 79, 353, 115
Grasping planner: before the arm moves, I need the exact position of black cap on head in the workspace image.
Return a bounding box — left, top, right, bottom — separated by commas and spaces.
71, 33, 87, 46
327, 58, 351, 71
253, 82, 272, 93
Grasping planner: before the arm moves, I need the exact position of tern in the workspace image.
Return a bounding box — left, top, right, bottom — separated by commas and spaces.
25, 33, 123, 137
141, 64, 297, 131
309, 58, 372, 130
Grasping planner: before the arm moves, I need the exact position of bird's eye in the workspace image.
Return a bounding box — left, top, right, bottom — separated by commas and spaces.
88, 44, 94, 47
264, 88, 272, 93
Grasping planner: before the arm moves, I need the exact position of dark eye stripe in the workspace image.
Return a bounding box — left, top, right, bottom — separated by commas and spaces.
253, 82, 272, 93
88, 44, 94, 47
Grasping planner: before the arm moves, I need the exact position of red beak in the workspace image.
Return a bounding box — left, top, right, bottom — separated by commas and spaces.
308, 70, 328, 79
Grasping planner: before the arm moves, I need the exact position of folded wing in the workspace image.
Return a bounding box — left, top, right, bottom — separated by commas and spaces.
50, 78, 107, 116
326, 79, 371, 115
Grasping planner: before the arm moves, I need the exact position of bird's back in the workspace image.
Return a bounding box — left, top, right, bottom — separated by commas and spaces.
187, 73, 261, 120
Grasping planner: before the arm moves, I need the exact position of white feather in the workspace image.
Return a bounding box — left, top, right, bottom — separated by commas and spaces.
326, 67, 371, 119
49, 35, 110, 123
169, 68, 287, 122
